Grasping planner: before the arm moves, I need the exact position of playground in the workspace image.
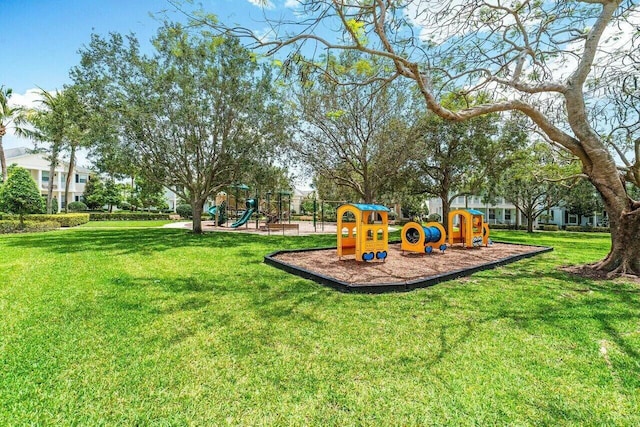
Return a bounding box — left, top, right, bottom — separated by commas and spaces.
268, 242, 550, 292
265, 205, 551, 291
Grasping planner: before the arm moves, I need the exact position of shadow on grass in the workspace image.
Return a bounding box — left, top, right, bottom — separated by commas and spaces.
1, 228, 325, 255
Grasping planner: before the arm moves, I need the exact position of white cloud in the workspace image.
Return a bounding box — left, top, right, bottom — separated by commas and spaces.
247, 0, 275, 9
2, 88, 51, 150
8, 88, 43, 109
284, 0, 299, 8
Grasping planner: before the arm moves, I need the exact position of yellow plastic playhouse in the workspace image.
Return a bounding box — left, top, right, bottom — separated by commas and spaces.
337, 204, 390, 262
447, 209, 490, 248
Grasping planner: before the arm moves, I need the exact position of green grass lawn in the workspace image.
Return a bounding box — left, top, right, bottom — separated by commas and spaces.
1, 228, 638, 425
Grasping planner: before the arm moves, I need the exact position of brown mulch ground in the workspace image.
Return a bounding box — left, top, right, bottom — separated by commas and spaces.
272, 242, 546, 285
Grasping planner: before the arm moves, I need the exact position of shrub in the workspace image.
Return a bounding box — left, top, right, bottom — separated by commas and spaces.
88, 212, 171, 221
489, 224, 528, 230
51, 197, 59, 214
176, 204, 193, 219
0, 166, 46, 222
565, 225, 610, 233
118, 201, 132, 211
0, 220, 61, 234
427, 213, 442, 222
538, 224, 559, 231
67, 201, 88, 212
24, 213, 90, 227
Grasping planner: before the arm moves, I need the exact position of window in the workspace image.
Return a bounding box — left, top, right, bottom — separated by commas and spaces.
568, 213, 578, 224
42, 171, 49, 182
489, 209, 496, 220
75, 174, 88, 184
75, 196, 80, 202
505, 210, 511, 221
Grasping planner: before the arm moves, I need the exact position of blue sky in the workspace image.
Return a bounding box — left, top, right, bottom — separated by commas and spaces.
1, 0, 300, 150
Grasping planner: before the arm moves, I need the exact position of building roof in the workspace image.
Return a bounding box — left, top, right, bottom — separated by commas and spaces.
5, 146, 95, 174
5, 147, 31, 159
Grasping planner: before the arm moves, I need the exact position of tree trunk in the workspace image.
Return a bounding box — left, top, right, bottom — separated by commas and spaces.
46, 149, 60, 214
64, 145, 76, 213
363, 186, 374, 204
0, 134, 7, 182
441, 196, 451, 233
592, 196, 640, 276
524, 207, 535, 233
192, 198, 205, 234
526, 219, 534, 233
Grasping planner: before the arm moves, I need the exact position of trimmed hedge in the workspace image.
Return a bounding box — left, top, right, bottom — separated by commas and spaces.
89, 212, 171, 221
538, 224, 559, 231
28, 214, 89, 227
1, 213, 89, 227
489, 224, 528, 230
0, 220, 61, 234
565, 225, 610, 233
67, 201, 88, 212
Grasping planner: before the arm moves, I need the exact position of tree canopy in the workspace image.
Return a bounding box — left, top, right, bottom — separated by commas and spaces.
290, 53, 416, 203
0, 166, 45, 224
0, 87, 31, 182
202, 0, 640, 275
72, 22, 290, 233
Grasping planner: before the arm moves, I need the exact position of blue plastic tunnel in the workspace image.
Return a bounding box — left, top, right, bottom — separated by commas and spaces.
423, 226, 442, 243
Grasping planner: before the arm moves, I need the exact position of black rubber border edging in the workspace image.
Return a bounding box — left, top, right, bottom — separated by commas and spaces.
264, 241, 553, 293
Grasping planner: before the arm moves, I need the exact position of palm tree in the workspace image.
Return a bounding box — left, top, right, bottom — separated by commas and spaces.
29, 88, 67, 213
0, 86, 31, 182
60, 87, 90, 213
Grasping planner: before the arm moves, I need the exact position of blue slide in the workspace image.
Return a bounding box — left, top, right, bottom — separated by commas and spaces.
231, 208, 255, 228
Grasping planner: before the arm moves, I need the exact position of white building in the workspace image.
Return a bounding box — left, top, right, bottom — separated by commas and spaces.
291, 188, 316, 214
428, 195, 522, 225
428, 195, 606, 228
5, 147, 94, 211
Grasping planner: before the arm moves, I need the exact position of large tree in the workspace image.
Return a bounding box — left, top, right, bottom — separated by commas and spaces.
291, 53, 416, 203
563, 179, 605, 226
71, 23, 288, 233
58, 86, 93, 213
498, 143, 569, 233
0, 87, 31, 182
29, 89, 68, 214
204, 0, 640, 276
407, 93, 513, 231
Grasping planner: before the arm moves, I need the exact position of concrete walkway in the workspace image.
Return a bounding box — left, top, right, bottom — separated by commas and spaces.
163, 220, 399, 236
163, 220, 338, 235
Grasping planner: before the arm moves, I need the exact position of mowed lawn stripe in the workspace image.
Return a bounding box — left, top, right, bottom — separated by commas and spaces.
0, 227, 638, 425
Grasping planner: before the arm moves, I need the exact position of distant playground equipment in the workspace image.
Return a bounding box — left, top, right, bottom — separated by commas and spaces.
448, 209, 490, 248
261, 190, 298, 234
337, 204, 390, 262
208, 193, 228, 226
401, 222, 447, 254
231, 198, 256, 228
400, 209, 490, 255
